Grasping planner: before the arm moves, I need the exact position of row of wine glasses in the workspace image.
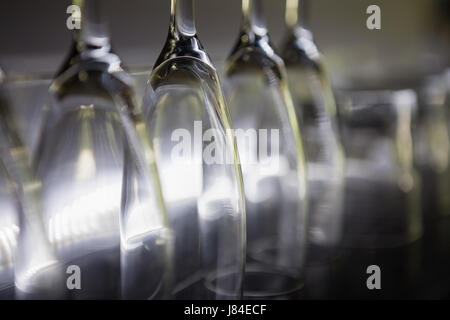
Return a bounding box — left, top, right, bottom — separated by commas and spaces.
0, 0, 317, 299
1, 0, 448, 300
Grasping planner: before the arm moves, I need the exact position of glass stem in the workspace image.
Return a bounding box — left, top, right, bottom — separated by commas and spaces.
286, 0, 309, 29
232, 0, 281, 59
76, 0, 109, 47
242, 0, 267, 36
155, 0, 213, 68
170, 0, 196, 39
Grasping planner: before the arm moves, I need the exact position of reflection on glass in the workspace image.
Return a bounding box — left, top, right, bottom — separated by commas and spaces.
0, 70, 62, 300
224, 0, 308, 298
338, 89, 422, 248
281, 0, 345, 252
0, 72, 20, 299
120, 112, 172, 300
143, 0, 246, 299
13, 169, 64, 300
1, 78, 51, 156
31, 0, 170, 299
0, 159, 19, 299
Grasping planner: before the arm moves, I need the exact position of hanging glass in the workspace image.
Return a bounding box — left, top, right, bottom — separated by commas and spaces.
280, 0, 345, 255
224, 0, 308, 298
32, 0, 170, 299
142, 0, 246, 299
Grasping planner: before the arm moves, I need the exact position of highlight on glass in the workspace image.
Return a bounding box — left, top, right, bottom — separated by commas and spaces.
23, 0, 171, 299
224, 0, 309, 299
142, 0, 246, 299
281, 0, 345, 255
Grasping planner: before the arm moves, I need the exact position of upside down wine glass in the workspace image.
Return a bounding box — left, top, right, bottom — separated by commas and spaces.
0, 69, 62, 300
225, 0, 308, 298
281, 0, 345, 255
31, 0, 170, 299
142, 0, 246, 299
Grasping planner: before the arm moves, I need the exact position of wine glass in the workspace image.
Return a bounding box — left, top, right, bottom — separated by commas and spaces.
281, 0, 345, 255
32, 0, 170, 299
338, 89, 422, 249
142, 0, 246, 299
0, 70, 63, 300
224, 0, 308, 298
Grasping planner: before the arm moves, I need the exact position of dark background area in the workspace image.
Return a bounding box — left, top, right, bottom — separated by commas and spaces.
0, 0, 449, 88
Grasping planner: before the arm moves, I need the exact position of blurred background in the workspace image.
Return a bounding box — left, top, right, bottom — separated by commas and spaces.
0, 0, 448, 88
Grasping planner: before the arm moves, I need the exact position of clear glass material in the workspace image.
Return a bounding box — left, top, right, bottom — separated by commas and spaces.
337, 89, 422, 248
120, 110, 172, 300
30, 0, 170, 299
142, 0, 246, 299
224, 0, 308, 298
281, 0, 345, 253
1, 71, 62, 300
13, 165, 64, 300
0, 73, 20, 299
0, 156, 18, 299
414, 75, 450, 218
1, 77, 50, 156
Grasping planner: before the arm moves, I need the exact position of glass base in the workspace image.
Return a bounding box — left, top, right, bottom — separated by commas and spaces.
244, 239, 305, 298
